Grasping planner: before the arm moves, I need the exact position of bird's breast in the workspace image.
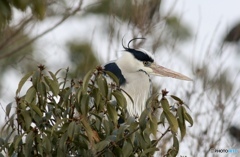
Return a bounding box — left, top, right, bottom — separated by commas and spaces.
121, 71, 151, 117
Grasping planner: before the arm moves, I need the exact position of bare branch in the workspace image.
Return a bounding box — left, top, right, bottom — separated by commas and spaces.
0, 0, 83, 60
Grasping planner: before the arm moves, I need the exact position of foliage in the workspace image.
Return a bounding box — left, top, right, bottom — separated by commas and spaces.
0, 0, 47, 29
67, 41, 100, 78
0, 66, 193, 157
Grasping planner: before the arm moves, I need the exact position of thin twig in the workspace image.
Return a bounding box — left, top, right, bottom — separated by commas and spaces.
152, 126, 170, 147
0, 16, 33, 50
96, 126, 140, 156
0, 0, 83, 60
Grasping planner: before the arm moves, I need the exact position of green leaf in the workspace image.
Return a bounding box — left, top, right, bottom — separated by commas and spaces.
149, 115, 158, 137
82, 70, 93, 93
81, 117, 94, 144
42, 135, 51, 153
13, 135, 23, 150
112, 147, 123, 156
166, 136, 179, 157
44, 76, 59, 96
67, 121, 75, 139
107, 102, 118, 125
25, 86, 36, 103
112, 90, 127, 109
32, 0, 46, 20
97, 75, 108, 98
29, 103, 42, 117
139, 109, 149, 130
80, 94, 89, 116
59, 132, 68, 152
104, 71, 119, 86
159, 111, 166, 126
37, 81, 47, 98
32, 71, 41, 88
6, 102, 13, 117
184, 111, 193, 127
103, 119, 113, 136
55, 68, 64, 76
177, 106, 186, 139
51, 118, 68, 134
21, 111, 32, 131
164, 111, 178, 133
122, 140, 133, 157
177, 106, 184, 124
48, 71, 58, 82
116, 124, 129, 140
76, 88, 82, 103
170, 95, 184, 104
161, 98, 170, 113
142, 147, 159, 156
95, 140, 110, 152
92, 88, 100, 108
16, 71, 33, 94
25, 131, 34, 156
177, 118, 186, 140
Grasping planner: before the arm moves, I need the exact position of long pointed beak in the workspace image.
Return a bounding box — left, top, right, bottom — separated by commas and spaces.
149, 63, 192, 81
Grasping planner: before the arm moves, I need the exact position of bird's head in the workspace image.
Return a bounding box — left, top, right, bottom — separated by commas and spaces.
120, 38, 192, 81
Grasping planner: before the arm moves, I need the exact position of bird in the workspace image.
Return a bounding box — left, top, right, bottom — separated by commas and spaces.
103, 38, 192, 117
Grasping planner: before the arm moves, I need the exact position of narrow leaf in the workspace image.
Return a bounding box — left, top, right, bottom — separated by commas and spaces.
161, 98, 170, 113
170, 135, 179, 156
104, 71, 119, 86
67, 121, 76, 139
177, 106, 184, 124
97, 75, 108, 98
48, 71, 58, 82
112, 90, 127, 108
95, 140, 110, 152
25, 86, 36, 103
177, 118, 186, 140
16, 71, 33, 94
80, 94, 89, 116
184, 111, 193, 127
159, 112, 165, 126
164, 111, 178, 133
170, 95, 184, 104
139, 109, 149, 130
107, 102, 118, 125
22, 111, 32, 131
6, 102, 13, 117
29, 103, 42, 117
122, 140, 133, 157
82, 70, 94, 93
42, 136, 51, 153
13, 135, 23, 150
81, 117, 94, 145
149, 115, 158, 137
44, 76, 59, 96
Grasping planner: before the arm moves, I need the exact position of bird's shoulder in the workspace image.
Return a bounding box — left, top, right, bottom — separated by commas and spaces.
103, 62, 126, 85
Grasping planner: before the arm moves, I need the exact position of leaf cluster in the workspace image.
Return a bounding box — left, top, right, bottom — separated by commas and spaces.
0, 0, 47, 29
0, 66, 193, 157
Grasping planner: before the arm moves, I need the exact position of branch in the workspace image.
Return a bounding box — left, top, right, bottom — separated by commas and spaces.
0, 16, 33, 50
0, 0, 83, 60
152, 127, 170, 147
95, 126, 140, 156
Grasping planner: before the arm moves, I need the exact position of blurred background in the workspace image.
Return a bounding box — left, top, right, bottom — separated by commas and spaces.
1, 0, 240, 156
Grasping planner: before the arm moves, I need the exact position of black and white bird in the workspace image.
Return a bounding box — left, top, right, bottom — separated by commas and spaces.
103, 38, 191, 117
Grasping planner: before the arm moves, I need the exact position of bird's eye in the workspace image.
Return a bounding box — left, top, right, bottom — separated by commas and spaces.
143, 61, 151, 67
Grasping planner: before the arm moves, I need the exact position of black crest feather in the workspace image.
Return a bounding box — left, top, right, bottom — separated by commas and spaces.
122, 37, 154, 62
